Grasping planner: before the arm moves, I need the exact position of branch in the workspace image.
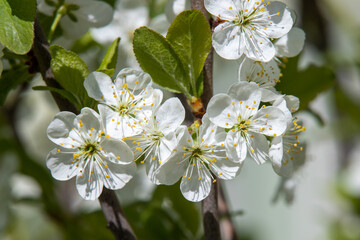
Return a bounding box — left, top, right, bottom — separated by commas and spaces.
32, 16, 136, 240
190, 1, 221, 239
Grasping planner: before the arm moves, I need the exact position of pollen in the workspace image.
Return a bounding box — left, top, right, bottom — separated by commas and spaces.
106, 175, 109, 178
105, 164, 108, 168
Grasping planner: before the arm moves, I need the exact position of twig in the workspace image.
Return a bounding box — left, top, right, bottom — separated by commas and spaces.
190, 1, 221, 239
32, 15, 136, 240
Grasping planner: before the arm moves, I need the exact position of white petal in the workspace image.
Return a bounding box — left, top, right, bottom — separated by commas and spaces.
210, 154, 242, 180
155, 151, 189, 185
251, 106, 287, 136
115, 68, 152, 91
246, 132, 269, 164
275, 27, 305, 57
204, 0, 239, 20
101, 160, 136, 190
213, 23, 245, 60
263, 2, 293, 39
243, 31, 275, 62
238, 57, 280, 88
98, 104, 137, 138
84, 72, 117, 105
101, 137, 134, 164
76, 161, 104, 200
47, 111, 77, 147
227, 81, 261, 100
200, 115, 226, 146
284, 95, 300, 113
272, 98, 293, 126
225, 131, 247, 163
156, 97, 185, 134
207, 94, 237, 128
269, 136, 284, 170
46, 148, 79, 181
180, 161, 212, 202
75, 107, 101, 135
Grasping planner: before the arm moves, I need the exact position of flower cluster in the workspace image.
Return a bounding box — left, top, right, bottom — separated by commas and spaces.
46, 0, 307, 202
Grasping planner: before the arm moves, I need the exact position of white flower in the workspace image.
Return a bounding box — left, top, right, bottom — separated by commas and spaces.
126, 97, 185, 184
269, 118, 306, 177
204, 0, 293, 61
207, 82, 288, 164
84, 69, 163, 138
38, 0, 113, 39
156, 116, 241, 202
46, 107, 136, 200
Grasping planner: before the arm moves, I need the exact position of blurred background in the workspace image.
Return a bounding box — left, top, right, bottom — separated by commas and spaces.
1, 0, 360, 239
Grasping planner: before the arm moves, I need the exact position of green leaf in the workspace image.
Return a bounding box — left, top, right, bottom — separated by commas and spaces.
0, 64, 32, 105
0, 0, 36, 54
167, 9, 211, 97
32, 86, 81, 109
133, 26, 191, 97
49, 45, 96, 108
97, 37, 120, 77
276, 57, 336, 110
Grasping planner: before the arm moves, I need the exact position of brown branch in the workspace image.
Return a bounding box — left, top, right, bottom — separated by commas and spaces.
99, 189, 136, 240
190, 1, 221, 239
32, 15, 136, 240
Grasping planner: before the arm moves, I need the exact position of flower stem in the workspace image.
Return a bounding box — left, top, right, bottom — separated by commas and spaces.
48, 5, 66, 43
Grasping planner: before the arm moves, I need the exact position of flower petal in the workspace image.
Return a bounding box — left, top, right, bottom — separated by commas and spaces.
238, 57, 280, 88
212, 23, 245, 60
180, 161, 212, 202
263, 1, 293, 39
155, 151, 189, 185
47, 111, 77, 147
115, 68, 152, 91
246, 132, 269, 164
274, 27, 305, 57
251, 106, 287, 136
225, 130, 247, 163
207, 94, 237, 128
75, 107, 101, 138
204, 0, 239, 21
76, 161, 104, 200
46, 148, 79, 181
243, 31, 275, 62
101, 160, 136, 190
101, 137, 134, 164
84, 71, 117, 105
156, 97, 185, 134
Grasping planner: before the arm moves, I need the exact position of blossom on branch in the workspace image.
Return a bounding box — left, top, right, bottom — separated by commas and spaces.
46, 108, 136, 200
126, 97, 186, 184
84, 69, 163, 138
207, 82, 288, 164
205, 0, 293, 61
156, 116, 241, 202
